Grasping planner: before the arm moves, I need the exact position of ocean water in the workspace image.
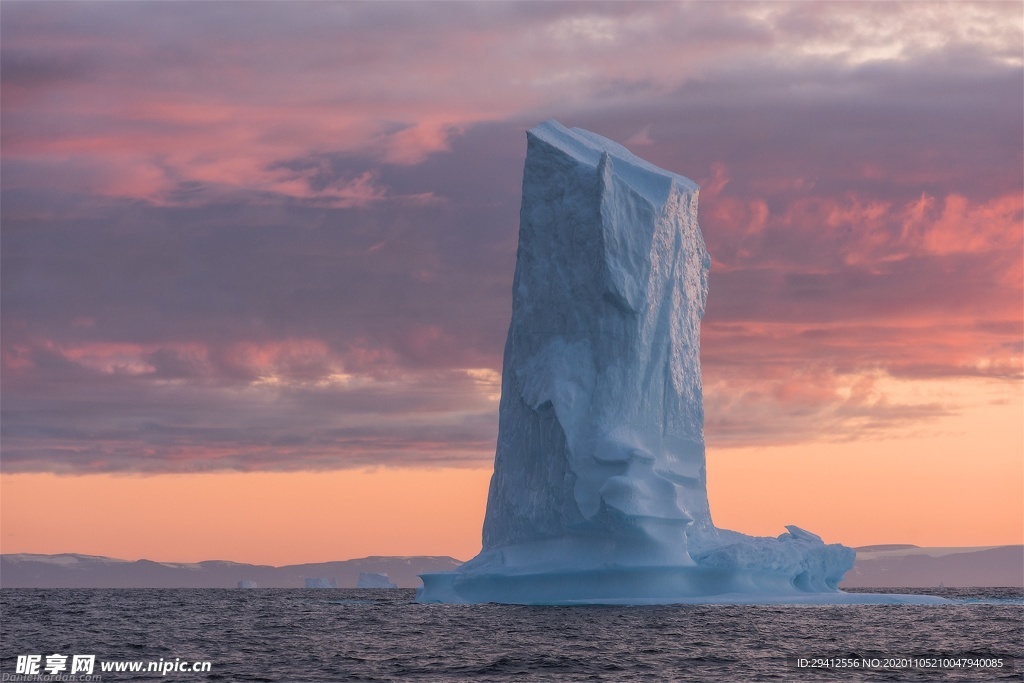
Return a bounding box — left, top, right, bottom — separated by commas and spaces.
1, 588, 1021, 681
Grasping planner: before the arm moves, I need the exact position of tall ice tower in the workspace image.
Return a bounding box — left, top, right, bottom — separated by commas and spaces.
417, 121, 854, 604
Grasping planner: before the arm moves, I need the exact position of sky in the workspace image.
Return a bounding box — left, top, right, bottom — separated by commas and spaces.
1, 1, 1021, 565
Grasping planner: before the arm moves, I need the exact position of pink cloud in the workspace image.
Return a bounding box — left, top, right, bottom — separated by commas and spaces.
3, 1, 1012, 206
1, 1, 1019, 474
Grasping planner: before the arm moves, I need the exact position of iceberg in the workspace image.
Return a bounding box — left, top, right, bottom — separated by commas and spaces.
304, 577, 337, 588
357, 572, 398, 588
417, 121, 917, 605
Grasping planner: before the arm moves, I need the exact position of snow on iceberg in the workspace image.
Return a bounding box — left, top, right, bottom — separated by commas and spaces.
417, 120, 921, 605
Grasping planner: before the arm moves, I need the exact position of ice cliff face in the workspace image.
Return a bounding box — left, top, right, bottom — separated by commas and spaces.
417, 120, 856, 604
483, 121, 712, 564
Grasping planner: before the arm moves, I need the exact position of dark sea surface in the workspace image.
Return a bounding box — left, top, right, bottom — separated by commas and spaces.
1, 588, 1021, 681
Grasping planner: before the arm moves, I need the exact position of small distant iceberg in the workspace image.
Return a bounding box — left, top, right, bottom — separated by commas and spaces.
237, 580, 258, 589
357, 572, 398, 588
304, 577, 337, 588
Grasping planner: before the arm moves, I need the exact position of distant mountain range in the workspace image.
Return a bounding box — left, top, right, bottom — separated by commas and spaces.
0, 554, 460, 589
2, 545, 1020, 589
840, 544, 1023, 588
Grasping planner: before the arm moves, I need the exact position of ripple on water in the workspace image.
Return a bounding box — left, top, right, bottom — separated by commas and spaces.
1, 588, 1020, 682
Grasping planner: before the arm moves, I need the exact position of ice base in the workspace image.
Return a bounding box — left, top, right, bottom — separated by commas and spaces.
417, 526, 886, 605
417, 566, 948, 605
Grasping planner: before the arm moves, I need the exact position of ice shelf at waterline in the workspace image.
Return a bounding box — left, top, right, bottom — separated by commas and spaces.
418, 120, 862, 605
